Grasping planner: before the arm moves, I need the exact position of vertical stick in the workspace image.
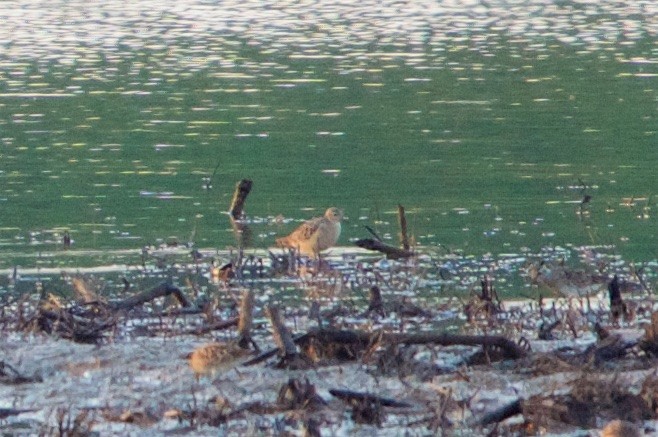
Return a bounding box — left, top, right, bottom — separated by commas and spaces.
237, 289, 254, 344
267, 304, 298, 357
397, 204, 409, 251
229, 179, 253, 220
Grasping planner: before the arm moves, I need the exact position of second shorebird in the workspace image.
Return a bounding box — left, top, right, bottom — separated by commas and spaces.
189, 341, 252, 381
276, 207, 343, 258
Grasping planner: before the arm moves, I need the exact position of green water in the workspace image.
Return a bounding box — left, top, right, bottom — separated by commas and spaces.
0, 1, 656, 269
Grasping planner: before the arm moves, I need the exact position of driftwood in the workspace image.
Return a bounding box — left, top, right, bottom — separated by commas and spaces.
266, 305, 310, 369
248, 327, 526, 367
109, 282, 192, 311
185, 318, 238, 336
538, 320, 561, 340
276, 377, 326, 410
302, 328, 527, 361
329, 388, 411, 426
355, 238, 414, 259
229, 179, 252, 220
0, 408, 39, 420
21, 295, 116, 344
267, 305, 297, 356
478, 399, 522, 426
0, 360, 42, 385
329, 389, 412, 408
242, 334, 309, 367
237, 289, 256, 350
25, 282, 196, 342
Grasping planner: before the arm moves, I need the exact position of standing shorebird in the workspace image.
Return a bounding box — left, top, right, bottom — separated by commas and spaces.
276, 207, 343, 258
524, 261, 608, 298
188, 341, 252, 381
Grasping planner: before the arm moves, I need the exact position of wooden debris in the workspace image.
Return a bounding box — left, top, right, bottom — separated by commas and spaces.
330, 389, 411, 426
478, 398, 522, 426
608, 274, 629, 325
230, 217, 253, 249
0, 407, 38, 419
267, 305, 310, 369
355, 238, 414, 259
538, 320, 561, 340
329, 389, 411, 408
364, 285, 385, 318
464, 276, 501, 322
229, 178, 252, 220
299, 328, 527, 361
276, 377, 326, 410
0, 361, 41, 385
110, 282, 192, 311
237, 289, 255, 349
22, 298, 116, 344
185, 318, 238, 336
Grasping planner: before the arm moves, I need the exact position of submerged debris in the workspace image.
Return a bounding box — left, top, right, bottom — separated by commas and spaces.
0, 244, 655, 435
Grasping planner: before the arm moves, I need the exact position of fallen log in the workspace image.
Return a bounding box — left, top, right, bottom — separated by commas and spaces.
390, 332, 527, 360
242, 333, 310, 367
109, 282, 192, 311
184, 318, 239, 336
249, 327, 527, 367
329, 389, 412, 408
478, 398, 522, 426
0, 360, 42, 385
303, 328, 527, 361
355, 238, 414, 259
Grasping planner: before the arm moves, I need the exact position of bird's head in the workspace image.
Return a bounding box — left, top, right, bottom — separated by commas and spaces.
325, 207, 343, 222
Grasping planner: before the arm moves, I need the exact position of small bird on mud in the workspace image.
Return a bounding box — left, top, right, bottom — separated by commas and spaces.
275, 207, 343, 258
188, 341, 252, 381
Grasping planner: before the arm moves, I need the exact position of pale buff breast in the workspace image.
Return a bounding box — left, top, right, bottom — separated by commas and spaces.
276, 207, 343, 257
299, 220, 341, 256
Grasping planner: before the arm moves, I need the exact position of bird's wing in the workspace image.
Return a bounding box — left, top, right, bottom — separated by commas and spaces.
289, 216, 324, 241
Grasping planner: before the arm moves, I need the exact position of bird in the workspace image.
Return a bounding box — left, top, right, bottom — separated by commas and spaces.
188, 341, 252, 381
275, 207, 343, 258
524, 261, 608, 298
600, 419, 641, 437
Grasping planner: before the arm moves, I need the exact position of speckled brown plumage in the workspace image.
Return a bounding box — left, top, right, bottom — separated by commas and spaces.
600, 420, 641, 437
276, 207, 342, 257
188, 341, 251, 380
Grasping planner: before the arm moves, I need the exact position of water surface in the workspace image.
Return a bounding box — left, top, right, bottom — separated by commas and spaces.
1, 0, 656, 269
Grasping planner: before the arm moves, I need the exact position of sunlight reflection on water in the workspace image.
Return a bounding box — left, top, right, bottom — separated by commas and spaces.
0, 0, 656, 265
